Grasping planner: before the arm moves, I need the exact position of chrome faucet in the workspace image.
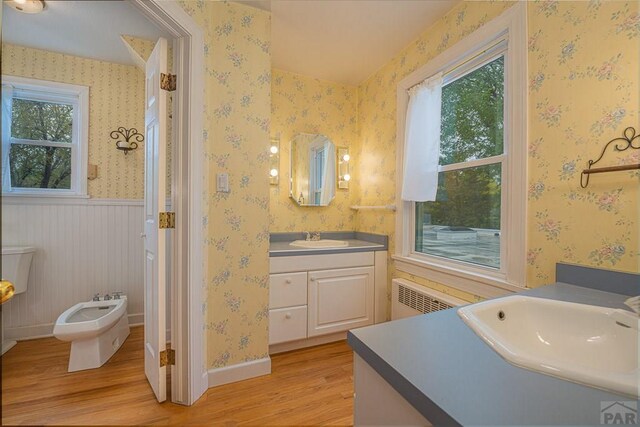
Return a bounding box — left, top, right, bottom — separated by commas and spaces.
103, 293, 112, 301
304, 231, 311, 241
92, 293, 101, 302
311, 231, 321, 241
113, 291, 123, 300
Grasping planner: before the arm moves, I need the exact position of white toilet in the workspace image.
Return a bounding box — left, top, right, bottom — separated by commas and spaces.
53, 296, 130, 372
1, 246, 36, 355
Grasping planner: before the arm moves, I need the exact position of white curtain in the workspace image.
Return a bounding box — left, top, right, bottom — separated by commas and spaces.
1, 84, 13, 191
320, 142, 335, 205
401, 72, 443, 202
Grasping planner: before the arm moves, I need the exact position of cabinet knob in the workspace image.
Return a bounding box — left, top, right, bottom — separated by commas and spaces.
285, 279, 292, 284
285, 313, 292, 319
310, 276, 316, 281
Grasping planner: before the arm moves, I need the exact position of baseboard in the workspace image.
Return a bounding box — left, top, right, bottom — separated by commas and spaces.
269, 331, 347, 354
207, 357, 271, 388
5, 312, 144, 341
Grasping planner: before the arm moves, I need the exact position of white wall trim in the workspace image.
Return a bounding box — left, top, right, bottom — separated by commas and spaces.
2, 196, 144, 206
393, 256, 519, 300
207, 357, 272, 388
5, 313, 144, 341
129, 0, 206, 406
395, 2, 528, 292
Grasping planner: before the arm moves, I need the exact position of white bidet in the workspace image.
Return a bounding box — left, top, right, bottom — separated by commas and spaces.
53, 296, 130, 372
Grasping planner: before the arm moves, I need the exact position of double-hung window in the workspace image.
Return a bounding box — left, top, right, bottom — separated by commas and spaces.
396, 4, 527, 296
2, 76, 88, 197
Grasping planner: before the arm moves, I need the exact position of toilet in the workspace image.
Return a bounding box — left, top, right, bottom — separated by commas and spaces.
53, 296, 130, 372
1, 246, 36, 355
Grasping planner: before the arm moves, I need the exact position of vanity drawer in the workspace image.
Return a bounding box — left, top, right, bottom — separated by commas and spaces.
269, 272, 307, 309
269, 306, 307, 345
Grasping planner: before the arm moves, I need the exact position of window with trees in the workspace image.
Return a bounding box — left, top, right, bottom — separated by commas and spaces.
415, 54, 505, 269
396, 3, 527, 295
2, 76, 88, 196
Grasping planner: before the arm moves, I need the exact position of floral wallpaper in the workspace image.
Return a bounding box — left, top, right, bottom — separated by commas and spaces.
526, 0, 639, 284
355, 0, 639, 303
178, 1, 271, 370
2, 43, 145, 199
270, 69, 358, 232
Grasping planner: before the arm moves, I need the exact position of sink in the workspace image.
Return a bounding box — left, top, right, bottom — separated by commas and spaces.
289, 239, 349, 248
458, 295, 639, 397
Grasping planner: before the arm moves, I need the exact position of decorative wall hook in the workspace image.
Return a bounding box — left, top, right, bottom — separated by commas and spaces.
110, 127, 143, 155
580, 126, 640, 188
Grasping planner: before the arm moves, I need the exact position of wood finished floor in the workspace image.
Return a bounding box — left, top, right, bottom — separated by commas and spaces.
1, 326, 354, 426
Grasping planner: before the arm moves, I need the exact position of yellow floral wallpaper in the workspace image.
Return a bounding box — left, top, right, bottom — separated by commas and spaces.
2, 43, 145, 199
355, 1, 639, 302
178, 1, 272, 370
121, 34, 156, 65
270, 69, 358, 232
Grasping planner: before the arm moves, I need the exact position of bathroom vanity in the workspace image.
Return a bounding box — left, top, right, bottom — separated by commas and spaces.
269, 232, 387, 353
348, 264, 640, 426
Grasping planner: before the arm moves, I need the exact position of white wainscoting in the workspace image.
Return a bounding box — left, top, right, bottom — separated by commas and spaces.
1, 198, 145, 340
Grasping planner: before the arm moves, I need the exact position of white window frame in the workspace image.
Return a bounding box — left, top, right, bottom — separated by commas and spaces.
394, 3, 527, 299
2, 75, 89, 197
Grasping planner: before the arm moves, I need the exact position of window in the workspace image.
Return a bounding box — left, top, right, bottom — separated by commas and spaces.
2, 76, 88, 196
416, 54, 505, 270
396, 4, 526, 296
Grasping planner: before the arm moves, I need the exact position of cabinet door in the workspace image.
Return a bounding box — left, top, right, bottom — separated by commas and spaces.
308, 266, 375, 337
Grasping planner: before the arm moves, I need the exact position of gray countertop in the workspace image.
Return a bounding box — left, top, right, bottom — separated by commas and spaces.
269, 232, 387, 257
348, 282, 638, 426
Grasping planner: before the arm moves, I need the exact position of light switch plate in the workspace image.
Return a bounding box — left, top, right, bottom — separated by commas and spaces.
216, 173, 229, 193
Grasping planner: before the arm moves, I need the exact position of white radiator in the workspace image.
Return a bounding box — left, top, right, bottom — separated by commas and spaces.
391, 278, 466, 320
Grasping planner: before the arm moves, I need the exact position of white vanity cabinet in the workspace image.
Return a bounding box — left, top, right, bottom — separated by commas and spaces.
269, 250, 387, 353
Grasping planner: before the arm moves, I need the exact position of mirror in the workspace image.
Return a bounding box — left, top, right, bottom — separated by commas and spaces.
289, 133, 336, 206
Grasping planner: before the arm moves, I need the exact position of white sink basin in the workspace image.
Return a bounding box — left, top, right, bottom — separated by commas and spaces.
458, 295, 639, 397
289, 239, 349, 249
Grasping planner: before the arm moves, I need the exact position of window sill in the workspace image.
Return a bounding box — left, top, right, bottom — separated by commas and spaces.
392, 254, 524, 299
2, 192, 90, 199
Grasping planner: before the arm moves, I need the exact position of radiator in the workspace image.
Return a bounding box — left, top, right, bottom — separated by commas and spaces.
391, 278, 466, 320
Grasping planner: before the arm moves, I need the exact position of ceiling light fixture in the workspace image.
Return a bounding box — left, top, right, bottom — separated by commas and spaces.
5, 0, 45, 14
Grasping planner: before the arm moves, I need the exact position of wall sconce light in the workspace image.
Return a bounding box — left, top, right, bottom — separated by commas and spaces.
269, 137, 280, 185
338, 146, 350, 190
5, 0, 45, 14
110, 127, 143, 155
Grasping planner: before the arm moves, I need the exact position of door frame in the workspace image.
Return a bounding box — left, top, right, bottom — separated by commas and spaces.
129, 0, 206, 405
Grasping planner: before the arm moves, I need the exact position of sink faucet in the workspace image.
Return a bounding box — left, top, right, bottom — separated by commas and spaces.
304, 231, 311, 241
311, 231, 321, 241
92, 293, 101, 302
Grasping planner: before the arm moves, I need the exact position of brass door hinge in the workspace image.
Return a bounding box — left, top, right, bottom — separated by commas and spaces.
159, 212, 175, 229
159, 348, 175, 367
160, 73, 177, 91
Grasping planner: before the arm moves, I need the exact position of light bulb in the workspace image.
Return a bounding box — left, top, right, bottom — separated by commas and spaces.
342, 154, 350, 162
270, 145, 278, 154
270, 168, 278, 177
343, 174, 351, 182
